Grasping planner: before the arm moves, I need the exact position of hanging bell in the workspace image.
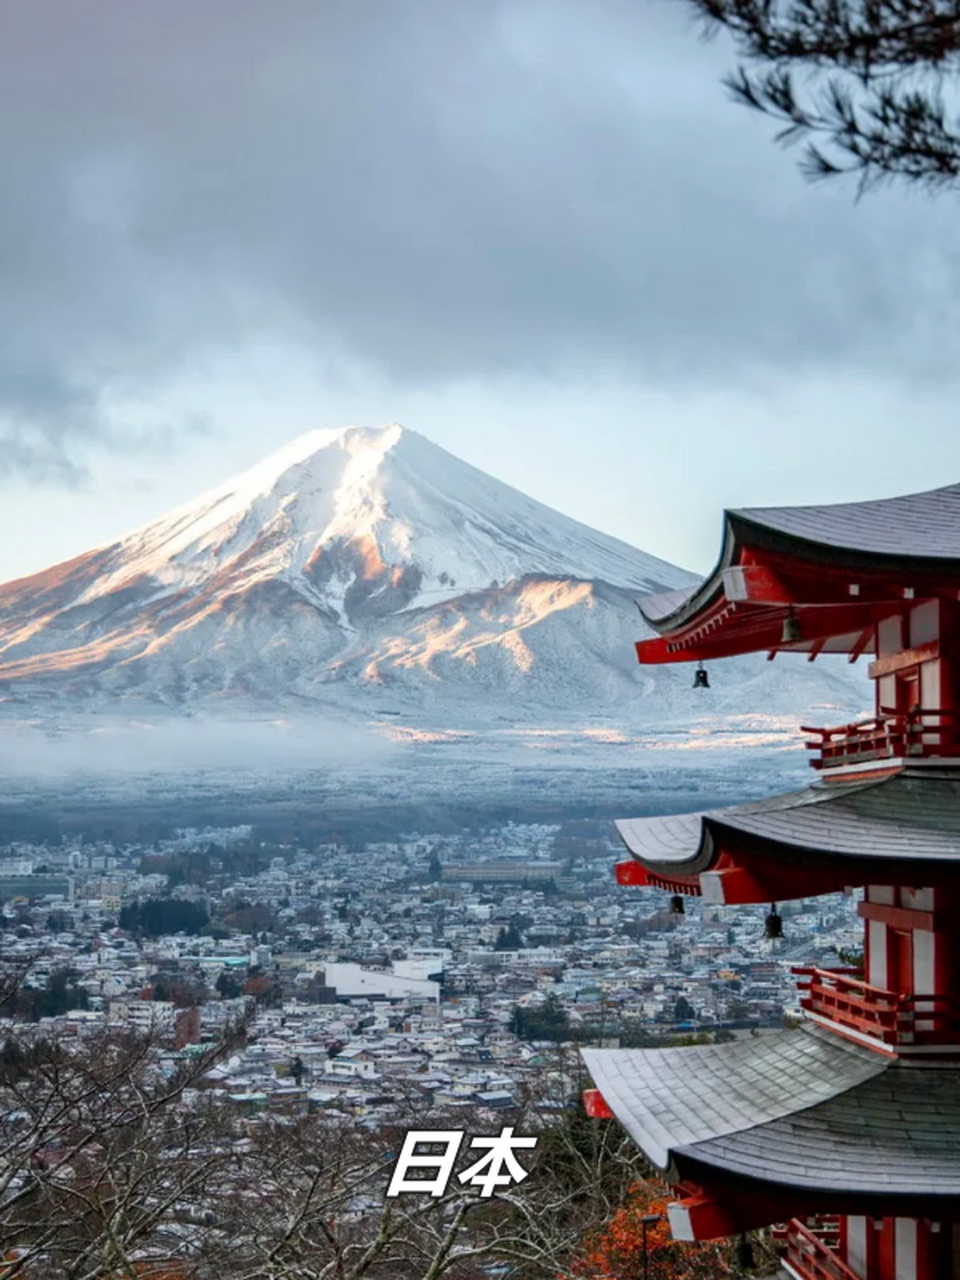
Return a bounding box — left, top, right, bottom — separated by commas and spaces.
781, 607, 802, 645
693, 661, 710, 689
764, 904, 783, 939
736, 1233, 756, 1272
670, 894, 685, 915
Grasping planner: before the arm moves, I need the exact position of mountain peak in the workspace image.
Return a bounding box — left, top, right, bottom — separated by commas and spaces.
165, 422, 409, 524
0, 425, 705, 712
238, 421, 408, 487
98, 424, 694, 615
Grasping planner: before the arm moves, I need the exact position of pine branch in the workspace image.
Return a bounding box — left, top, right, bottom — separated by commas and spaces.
684, 0, 960, 186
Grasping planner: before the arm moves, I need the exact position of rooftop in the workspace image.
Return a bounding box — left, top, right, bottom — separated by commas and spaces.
617, 771, 960, 901
582, 1022, 960, 1203
635, 481, 960, 663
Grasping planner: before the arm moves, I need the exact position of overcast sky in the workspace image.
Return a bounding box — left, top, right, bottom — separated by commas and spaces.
2, 0, 960, 582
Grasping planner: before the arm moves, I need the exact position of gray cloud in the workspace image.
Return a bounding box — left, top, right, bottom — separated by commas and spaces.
1, 0, 959, 474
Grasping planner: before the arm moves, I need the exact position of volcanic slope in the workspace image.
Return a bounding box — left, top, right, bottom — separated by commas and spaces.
0, 424, 868, 725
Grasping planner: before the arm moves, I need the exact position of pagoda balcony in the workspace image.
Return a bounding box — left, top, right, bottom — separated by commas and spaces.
782, 1219, 861, 1280
794, 966, 960, 1050
802, 710, 960, 773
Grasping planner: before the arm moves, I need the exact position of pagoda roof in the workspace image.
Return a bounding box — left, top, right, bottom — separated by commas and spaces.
636, 482, 960, 661
581, 1023, 881, 1170
582, 1025, 960, 1200
617, 772, 960, 897
733, 483, 960, 562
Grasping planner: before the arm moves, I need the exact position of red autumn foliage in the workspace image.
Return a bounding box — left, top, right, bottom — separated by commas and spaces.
242, 975, 271, 997
567, 1182, 733, 1280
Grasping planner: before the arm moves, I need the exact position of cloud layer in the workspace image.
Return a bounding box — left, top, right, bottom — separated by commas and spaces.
3, 0, 960, 480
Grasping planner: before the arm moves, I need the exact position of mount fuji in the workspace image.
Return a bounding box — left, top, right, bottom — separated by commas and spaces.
0, 425, 869, 785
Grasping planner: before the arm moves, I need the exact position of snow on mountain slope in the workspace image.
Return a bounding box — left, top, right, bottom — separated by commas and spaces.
313, 575, 869, 728
0, 424, 870, 733
76, 423, 694, 614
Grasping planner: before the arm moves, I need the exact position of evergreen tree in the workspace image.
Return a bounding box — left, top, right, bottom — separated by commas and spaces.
685, 0, 960, 191
119, 898, 210, 937
510, 993, 570, 1042
494, 922, 524, 950
674, 995, 696, 1023
13, 969, 89, 1022
216, 970, 242, 1000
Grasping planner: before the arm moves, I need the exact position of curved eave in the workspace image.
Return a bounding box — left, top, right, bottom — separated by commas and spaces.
616, 813, 857, 901
615, 780, 871, 881
636, 488, 960, 662
616, 774, 960, 898
633, 511, 880, 662
674, 1062, 960, 1200
636, 516, 736, 634
580, 1025, 884, 1173
615, 812, 715, 879
584, 1030, 960, 1203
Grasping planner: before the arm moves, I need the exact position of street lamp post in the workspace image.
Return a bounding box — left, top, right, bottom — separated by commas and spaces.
640, 1213, 661, 1280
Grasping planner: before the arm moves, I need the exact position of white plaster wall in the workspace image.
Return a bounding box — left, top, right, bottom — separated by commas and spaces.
868, 919, 888, 988
879, 616, 904, 655
869, 885, 896, 906
846, 1217, 868, 1279
895, 1218, 917, 1280
910, 601, 940, 648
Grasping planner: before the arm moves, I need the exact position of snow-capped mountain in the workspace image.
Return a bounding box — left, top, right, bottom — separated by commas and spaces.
0, 425, 869, 730
83, 421, 693, 613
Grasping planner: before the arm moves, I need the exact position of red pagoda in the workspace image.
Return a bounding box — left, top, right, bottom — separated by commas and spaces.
582, 483, 960, 1280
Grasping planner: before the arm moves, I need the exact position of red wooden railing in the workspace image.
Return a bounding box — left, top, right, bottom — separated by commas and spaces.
772, 1217, 840, 1247
802, 709, 960, 770
783, 1219, 861, 1280
794, 967, 960, 1047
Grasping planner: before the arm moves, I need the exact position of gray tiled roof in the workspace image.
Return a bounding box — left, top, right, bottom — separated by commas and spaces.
616, 810, 714, 868
617, 773, 960, 874
681, 1062, 960, 1195
637, 483, 960, 635
637, 586, 700, 624
583, 1026, 960, 1197
735, 483, 960, 559
580, 1024, 884, 1170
